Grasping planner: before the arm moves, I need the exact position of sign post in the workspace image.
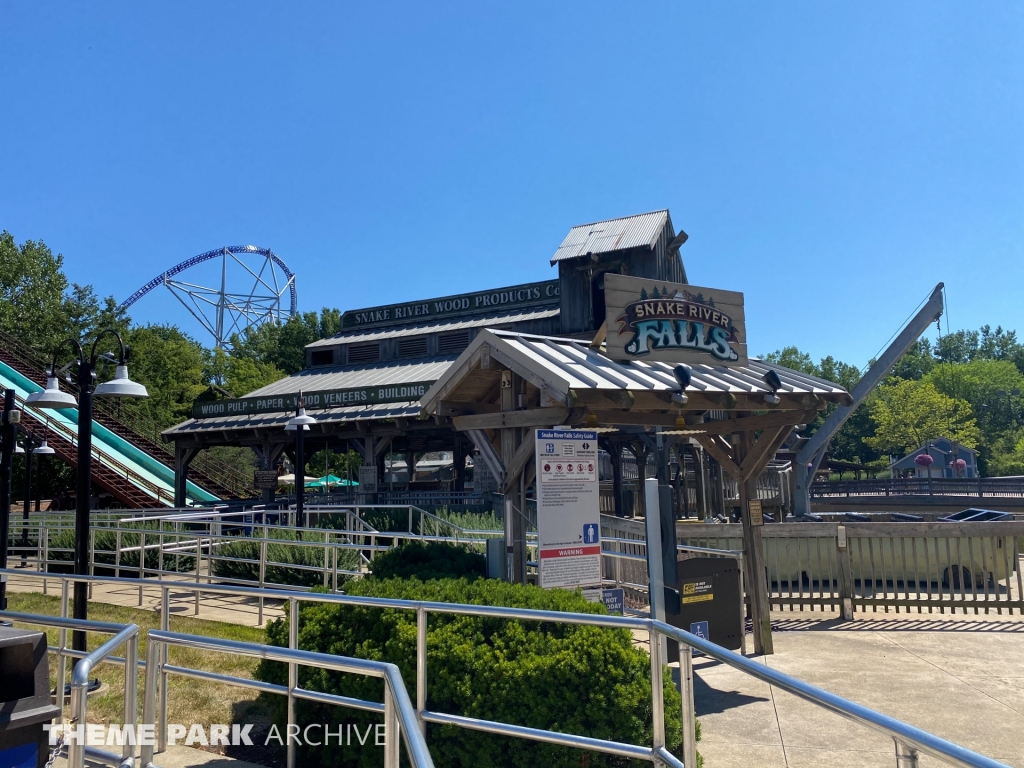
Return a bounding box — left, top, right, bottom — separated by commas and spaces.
535, 429, 602, 590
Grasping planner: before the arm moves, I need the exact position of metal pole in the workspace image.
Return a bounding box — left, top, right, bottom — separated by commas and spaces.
416, 606, 427, 735
295, 426, 305, 526
384, 682, 400, 768
895, 739, 920, 767
0, 390, 16, 610
73, 361, 94, 652
287, 597, 298, 768
21, 437, 33, 566
649, 623, 665, 753
679, 644, 697, 768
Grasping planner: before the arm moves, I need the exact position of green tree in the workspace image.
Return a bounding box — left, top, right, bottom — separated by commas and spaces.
0, 231, 128, 353
231, 309, 342, 374
120, 324, 208, 430
864, 379, 981, 456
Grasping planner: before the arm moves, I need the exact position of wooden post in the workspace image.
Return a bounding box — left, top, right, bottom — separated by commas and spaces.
500, 370, 526, 584
736, 432, 774, 655
691, 444, 708, 521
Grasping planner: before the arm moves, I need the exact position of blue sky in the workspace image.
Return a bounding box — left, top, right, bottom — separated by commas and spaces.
2, 2, 1022, 366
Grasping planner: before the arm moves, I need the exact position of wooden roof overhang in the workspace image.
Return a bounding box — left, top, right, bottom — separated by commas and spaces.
420, 329, 852, 434
162, 402, 451, 453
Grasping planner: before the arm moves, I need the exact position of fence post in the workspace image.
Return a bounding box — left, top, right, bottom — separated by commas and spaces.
416, 606, 427, 735
837, 526, 853, 620
287, 598, 298, 768
895, 739, 919, 767
649, 623, 665, 753
384, 681, 401, 768
679, 643, 697, 768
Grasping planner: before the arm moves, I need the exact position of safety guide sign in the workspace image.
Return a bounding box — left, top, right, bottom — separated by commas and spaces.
536, 429, 602, 589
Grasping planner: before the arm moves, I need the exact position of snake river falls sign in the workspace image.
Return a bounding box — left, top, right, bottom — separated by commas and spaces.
191, 382, 436, 419
603, 273, 747, 366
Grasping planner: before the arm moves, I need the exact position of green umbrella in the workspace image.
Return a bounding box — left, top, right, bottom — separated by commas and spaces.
305, 474, 357, 488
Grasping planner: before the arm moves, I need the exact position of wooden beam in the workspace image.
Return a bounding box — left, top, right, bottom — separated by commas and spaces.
590, 320, 607, 349
452, 407, 569, 432
568, 389, 635, 409
501, 436, 535, 493
694, 434, 741, 480
739, 425, 793, 482
436, 400, 501, 417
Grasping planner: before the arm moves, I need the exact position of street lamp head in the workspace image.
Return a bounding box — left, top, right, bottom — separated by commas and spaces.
25, 376, 78, 409
33, 440, 55, 455
287, 408, 316, 429
94, 365, 148, 398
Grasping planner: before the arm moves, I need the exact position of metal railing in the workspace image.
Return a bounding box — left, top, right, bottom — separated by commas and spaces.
0, 591, 140, 768
809, 476, 1024, 499
1, 569, 1011, 768
140, 628, 433, 768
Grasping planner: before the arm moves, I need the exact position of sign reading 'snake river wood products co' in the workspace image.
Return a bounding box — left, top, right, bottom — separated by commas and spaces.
604, 274, 747, 366
191, 382, 436, 419
340, 280, 560, 330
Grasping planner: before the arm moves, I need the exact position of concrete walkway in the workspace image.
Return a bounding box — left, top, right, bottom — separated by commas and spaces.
696, 610, 1024, 768
5, 570, 286, 626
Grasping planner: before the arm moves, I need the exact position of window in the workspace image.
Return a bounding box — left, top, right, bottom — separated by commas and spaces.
438, 330, 471, 355
347, 342, 380, 364
397, 336, 429, 359
310, 349, 334, 367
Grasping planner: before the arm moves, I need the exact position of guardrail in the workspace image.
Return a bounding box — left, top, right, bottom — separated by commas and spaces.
0, 590, 140, 768
1, 569, 1011, 768
809, 477, 1024, 499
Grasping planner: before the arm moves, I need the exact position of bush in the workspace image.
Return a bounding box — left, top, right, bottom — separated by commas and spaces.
211, 528, 359, 588
369, 541, 485, 581
255, 578, 692, 768
46, 525, 196, 575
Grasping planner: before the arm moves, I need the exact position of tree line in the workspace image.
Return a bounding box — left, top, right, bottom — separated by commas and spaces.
764, 326, 1024, 476
6, 229, 1024, 478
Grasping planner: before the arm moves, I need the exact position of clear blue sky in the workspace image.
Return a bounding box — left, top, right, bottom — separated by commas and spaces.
2, 2, 1022, 367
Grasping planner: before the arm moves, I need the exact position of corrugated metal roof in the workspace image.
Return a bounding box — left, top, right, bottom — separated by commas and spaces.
551, 210, 670, 263
245, 357, 455, 397
307, 307, 560, 348
163, 402, 422, 436
423, 329, 852, 403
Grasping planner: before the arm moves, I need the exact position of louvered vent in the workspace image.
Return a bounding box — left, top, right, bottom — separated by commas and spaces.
310, 350, 334, 367
438, 330, 471, 355
397, 336, 429, 359
347, 343, 380, 364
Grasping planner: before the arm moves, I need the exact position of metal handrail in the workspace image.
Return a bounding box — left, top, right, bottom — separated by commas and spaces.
0, 602, 141, 768
140, 629, 433, 768
1, 569, 1009, 768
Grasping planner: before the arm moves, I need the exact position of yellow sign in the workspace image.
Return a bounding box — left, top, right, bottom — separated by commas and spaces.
681, 579, 714, 605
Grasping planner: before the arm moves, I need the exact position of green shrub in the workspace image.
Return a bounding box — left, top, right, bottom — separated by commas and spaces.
46, 525, 196, 575
211, 529, 359, 588
369, 541, 485, 581
255, 578, 692, 768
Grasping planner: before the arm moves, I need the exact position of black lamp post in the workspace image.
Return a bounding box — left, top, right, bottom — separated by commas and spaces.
0, 389, 23, 611
18, 432, 54, 564
286, 392, 316, 527
25, 331, 147, 651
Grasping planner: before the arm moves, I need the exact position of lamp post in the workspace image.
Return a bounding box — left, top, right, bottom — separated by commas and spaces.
25, 331, 147, 652
18, 433, 54, 564
0, 389, 23, 611
286, 393, 316, 528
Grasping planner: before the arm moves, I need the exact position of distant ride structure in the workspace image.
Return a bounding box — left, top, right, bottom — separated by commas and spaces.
119, 245, 297, 349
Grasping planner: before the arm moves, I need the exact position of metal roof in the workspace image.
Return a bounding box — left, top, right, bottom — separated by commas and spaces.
163, 402, 422, 437
244, 356, 456, 398
424, 329, 852, 402
307, 307, 560, 348
551, 210, 670, 263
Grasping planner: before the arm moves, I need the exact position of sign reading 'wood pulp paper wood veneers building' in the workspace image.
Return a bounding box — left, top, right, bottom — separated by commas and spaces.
603, 273, 747, 366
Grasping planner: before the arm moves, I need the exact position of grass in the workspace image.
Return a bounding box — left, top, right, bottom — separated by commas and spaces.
7, 592, 271, 734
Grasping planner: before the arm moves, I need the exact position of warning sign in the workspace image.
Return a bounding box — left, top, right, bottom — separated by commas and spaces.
536, 429, 602, 589
681, 579, 714, 605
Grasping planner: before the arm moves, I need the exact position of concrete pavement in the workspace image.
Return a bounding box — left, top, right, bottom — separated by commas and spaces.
694, 611, 1024, 768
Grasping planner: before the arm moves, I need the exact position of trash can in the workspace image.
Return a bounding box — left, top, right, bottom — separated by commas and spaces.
0, 626, 61, 768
